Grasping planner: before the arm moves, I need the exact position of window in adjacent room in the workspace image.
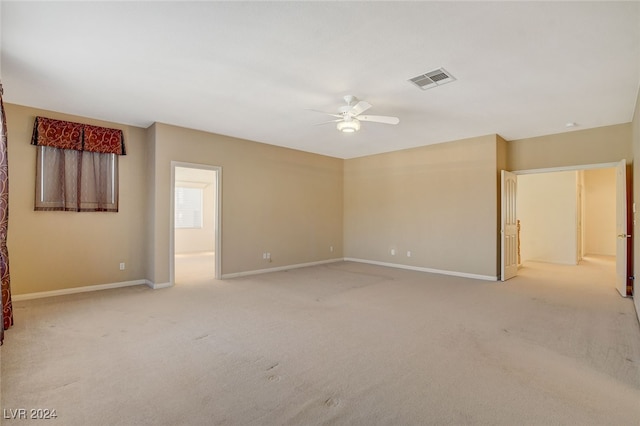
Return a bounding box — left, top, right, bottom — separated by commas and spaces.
175, 186, 203, 229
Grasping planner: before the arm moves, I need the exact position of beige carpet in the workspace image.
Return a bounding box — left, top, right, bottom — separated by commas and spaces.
175, 252, 216, 284
1, 257, 639, 425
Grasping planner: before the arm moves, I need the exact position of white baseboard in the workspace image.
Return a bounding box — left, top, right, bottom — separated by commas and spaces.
12, 259, 496, 300
222, 257, 498, 281
146, 281, 172, 290
221, 258, 343, 279
12, 279, 148, 301
344, 258, 498, 281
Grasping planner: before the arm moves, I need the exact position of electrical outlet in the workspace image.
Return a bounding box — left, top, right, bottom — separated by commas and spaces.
391, 249, 396, 256
407, 251, 411, 257
119, 262, 125, 270
330, 246, 334, 252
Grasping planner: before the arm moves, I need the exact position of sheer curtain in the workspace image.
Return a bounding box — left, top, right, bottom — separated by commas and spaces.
0, 82, 13, 344
35, 147, 118, 212
32, 117, 124, 212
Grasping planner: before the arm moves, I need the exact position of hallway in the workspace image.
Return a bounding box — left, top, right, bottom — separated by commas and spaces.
174, 251, 215, 284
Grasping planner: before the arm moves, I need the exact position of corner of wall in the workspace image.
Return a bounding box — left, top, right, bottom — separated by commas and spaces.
496, 134, 509, 278
496, 134, 509, 170
145, 123, 157, 284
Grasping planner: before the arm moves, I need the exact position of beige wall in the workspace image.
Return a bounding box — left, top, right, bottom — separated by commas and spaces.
6, 103, 148, 294
6, 99, 636, 299
517, 171, 578, 265
7, 108, 343, 292
344, 135, 500, 279
509, 124, 632, 171
150, 123, 343, 284
584, 168, 616, 256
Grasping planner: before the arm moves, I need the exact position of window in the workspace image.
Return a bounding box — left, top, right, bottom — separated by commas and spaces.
175, 186, 203, 229
31, 117, 125, 212
36, 147, 119, 212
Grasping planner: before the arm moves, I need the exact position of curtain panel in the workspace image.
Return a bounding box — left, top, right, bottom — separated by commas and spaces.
35, 148, 120, 212
32, 117, 126, 213
0, 83, 13, 344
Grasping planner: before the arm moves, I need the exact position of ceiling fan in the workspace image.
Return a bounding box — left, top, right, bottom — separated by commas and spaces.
311, 95, 400, 133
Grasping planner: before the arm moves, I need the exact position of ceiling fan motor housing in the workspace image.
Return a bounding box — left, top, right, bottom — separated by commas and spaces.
337, 119, 360, 133
338, 105, 352, 116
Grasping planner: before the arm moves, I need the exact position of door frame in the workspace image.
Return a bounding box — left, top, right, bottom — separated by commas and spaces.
506, 161, 629, 291
170, 161, 222, 283
615, 159, 631, 297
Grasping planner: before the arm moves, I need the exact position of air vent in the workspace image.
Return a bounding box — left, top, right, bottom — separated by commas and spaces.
408, 68, 456, 90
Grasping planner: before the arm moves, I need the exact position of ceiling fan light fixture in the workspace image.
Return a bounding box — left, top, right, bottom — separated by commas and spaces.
337, 119, 360, 133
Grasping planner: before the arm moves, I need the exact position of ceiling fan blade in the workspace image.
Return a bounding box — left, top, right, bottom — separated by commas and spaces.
314, 119, 343, 126
357, 115, 400, 125
305, 109, 342, 118
349, 101, 372, 116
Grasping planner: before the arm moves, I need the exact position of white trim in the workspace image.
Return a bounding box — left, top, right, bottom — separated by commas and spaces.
145, 280, 173, 290
221, 258, 343, 279
12, 259, 496, 299
12, 280, 147, 301
111, 153, 116, 204
514, 161, 620, 175
344, 258, 498, 281
39, 146, 44, 202
222, 257, 498, 281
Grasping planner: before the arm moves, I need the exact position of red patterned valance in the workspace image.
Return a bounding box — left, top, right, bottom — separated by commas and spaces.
31, 117, 83, 151
83, 124, 126, 155
31, 117, 126, 155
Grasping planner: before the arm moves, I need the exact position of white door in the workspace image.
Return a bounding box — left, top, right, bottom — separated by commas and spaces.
501, 170, 518, 281
615, 160, 629, 297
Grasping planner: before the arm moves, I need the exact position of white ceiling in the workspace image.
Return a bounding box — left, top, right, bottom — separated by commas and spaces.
2, 1, 639, 159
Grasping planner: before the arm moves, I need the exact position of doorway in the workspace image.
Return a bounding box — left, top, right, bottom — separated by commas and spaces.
517, 168, 617, 290
502, 161, 630, 296
171, 162, 221, 284
517, 170, 585, 266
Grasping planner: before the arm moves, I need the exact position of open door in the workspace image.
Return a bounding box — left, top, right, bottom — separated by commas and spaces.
615, 159, 630, 297
501, 170, 518, 281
